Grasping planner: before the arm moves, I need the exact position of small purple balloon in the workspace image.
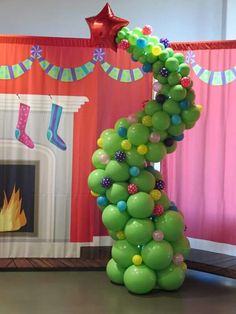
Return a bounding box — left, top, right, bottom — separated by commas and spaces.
153, 230, 164, 241
101, 177, 113, 188
149, 132, 160, 143
153, 81, 161, 92
99, 153, 110, 164
173, 253, 184, 265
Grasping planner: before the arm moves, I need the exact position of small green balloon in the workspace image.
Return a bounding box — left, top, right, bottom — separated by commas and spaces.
130, 170, 156, 193
158, 130, 168, 141
168, 123, 185, 136
144, 100, 162, 115
127, 192, 154, 218
146, 142, 167, 162
186, 89, 196, 104
125, 218, 154, 245
136, 110, 146, 122
167, 72, 181, 86
127, 123, 150, 145
92, 149, 108, 169
102, 205, 130, 232
139, 55, 147, 64
106, 182, 129, 204
155, 191, 170, 209
157, 263, 185, 291
173, 53, 185, 64
142, 240, 173, 270
159, 50, 170, 62
124, 265, 156, 294
112, 239, 140, 268
115, 118, 130, 131
146, 53, 158, 64
179, 63, 190, 76
163, 99, 181, 115
133, 47, 145, 58
165, 57, 179, 72
155, 210, 184, 242
105, 160, 130, 182
101, 128, 115, 139
181, 107, 200, 123
106, 258, 125, 285
155, 74, 168, 84
185, 121, 196, 129
169, 85, 187, 101
126, 148, 145, 167
108, 230, 119, 240
152, 60, 164, 74
171, 235, 191, 258
88, 169, 106, 194
165, 48, 174, 57
159, 84, 171, 97
128, 34, 138, 46
102, 133, 122, 155
152, 111, 171, 131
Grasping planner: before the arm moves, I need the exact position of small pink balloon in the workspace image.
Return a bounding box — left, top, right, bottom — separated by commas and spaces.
149, 132, 160, 143
127, 114, 138, 124
153, 230, 164, 241
153, 81, 161, 92
173, 253, 184, 265
99, 153, 110, 164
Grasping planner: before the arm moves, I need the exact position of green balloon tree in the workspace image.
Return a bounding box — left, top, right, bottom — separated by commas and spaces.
88, 24, 201, 294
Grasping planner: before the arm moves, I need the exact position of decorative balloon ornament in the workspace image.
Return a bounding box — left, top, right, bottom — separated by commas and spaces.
88, 4, 201, 295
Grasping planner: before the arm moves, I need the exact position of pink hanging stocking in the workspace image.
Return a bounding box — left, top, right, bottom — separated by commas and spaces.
15, 103, 34, 149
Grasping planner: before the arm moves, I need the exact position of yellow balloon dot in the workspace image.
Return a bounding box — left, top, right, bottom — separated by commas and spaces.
116, 231, 126, 240
181, 262, 187, 271
121, 140, 132, 151
137, 144, 148, 155
91, 190, 99, 197
152, 46, 162, 56
196, 104, 203, 113
142, 115, 153, 127
150, 189, 162, 201
97, 138, 103, 147
132, 254, 142, 266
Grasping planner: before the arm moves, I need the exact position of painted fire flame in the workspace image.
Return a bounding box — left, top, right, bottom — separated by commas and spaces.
0, 186, 27, 232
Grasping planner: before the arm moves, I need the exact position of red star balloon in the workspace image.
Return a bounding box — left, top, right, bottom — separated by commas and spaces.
86, 3, 129, 51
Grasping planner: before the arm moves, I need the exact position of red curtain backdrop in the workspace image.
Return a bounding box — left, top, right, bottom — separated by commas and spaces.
163, 41, 236, 246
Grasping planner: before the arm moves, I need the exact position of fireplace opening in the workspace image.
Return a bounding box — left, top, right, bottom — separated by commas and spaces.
0, 162, 39, 235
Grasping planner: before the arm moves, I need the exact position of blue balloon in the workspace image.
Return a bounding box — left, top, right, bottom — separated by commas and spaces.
118, 127, 127, 138
137, 38, 147, 48
117, 201, 127, 212
171, 114, 182, 125
129, 166, 140, 177
174, 134, 184, 141
142, 63, 152, 73
180, 100, 189, 110
97, 196, 108, 207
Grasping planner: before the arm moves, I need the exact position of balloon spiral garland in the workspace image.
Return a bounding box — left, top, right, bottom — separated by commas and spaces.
88, 25, 201, 294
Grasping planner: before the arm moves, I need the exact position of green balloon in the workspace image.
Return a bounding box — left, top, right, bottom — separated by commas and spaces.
157, 263, 185, 291
169, 85, 187, 101
181, 107, 200, 123
167, 72, 181, 86
108, 230, 119, 240
179, 63, 190, 76
152, 111, 171, 131
159, 50, 170, 62
159, 84, 171, 97
165, 57, 179, 72
138, 55, 147, 64
106, 258, 125, 285
146, 142, 167, 162
124, 265, 156, 294
102, 205, 130, 232
88, 169, 106, 194
112, 239, 140, 268
142, 240, 173, 270
186, 89, 196, 104
133, 47, 144, 59
127, 192, 154, 218
173, 53, 185, 64
101, 128, 115, 139
106, 182, 129, 204
185, 121, 196, 129
92, 149, 107, 169
171, 235, 190, 258
127, 123, 150, 145
144, 100, 162, 115
168, 122, 185, 136
105, 160, 130, 182
163, 99, 181, 115
130, 170, 155, 193
158, 130, 168, 141
126, 148, 145, 167
125, 218, 154, 245
115, 118, 130, 131
102, 133, 122, 155
155, 210, 184, 242
165, 48, 174, 57
151, 169, 163, 181
136, 110, 146, 122
155, 74, 168, 84
146, 53, 158, 64
155, 191, 170, 209
152, 61, 164, 74
166, 141, 177, 154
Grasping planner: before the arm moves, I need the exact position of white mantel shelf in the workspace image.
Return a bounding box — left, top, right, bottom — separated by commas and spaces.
0, 94, 89, 112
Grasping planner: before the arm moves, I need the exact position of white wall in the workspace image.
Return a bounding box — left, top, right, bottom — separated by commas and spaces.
0, 0, 227, 41
226, 0, 236, 39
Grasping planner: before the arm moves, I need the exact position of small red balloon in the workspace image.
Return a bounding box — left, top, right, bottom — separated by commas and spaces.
142, 25, 152, 35
118, 39, 130, 50
86, 3, 129, 51
154, 204, 164, 216
181, 77, 191, 88
128, 183, 139, 194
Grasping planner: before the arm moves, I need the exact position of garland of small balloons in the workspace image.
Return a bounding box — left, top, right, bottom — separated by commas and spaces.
88, 25, 202, 295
